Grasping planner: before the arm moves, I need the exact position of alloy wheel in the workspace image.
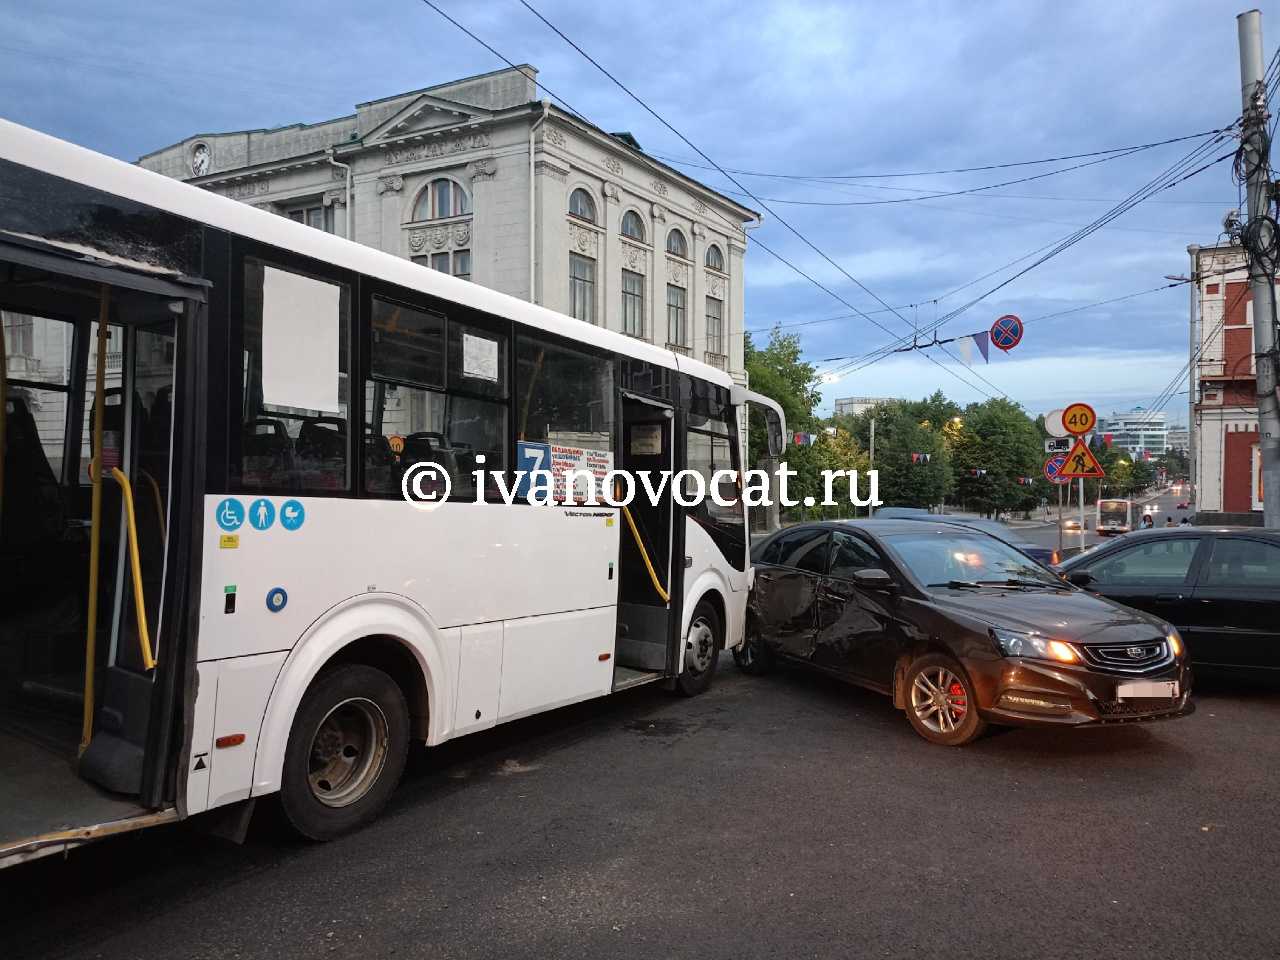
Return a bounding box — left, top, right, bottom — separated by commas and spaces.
910, 667, 970, 735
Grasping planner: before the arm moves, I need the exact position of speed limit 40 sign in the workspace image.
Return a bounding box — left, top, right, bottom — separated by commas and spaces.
1062, 402, 1096, 436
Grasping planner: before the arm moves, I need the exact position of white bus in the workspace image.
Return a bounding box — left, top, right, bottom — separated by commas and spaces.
0, 120, 785, 863
1096, 499, 1135, 536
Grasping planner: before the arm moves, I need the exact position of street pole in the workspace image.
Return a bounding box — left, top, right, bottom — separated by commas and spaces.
1058, 482, 1063, 554
1188, 244, 1200, 505
1079, 477, 1085, 551
1238, 10, 1280, 527
868, 418, 875, 518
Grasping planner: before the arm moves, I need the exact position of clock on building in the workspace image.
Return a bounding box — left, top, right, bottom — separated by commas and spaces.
190, 143, 211, 176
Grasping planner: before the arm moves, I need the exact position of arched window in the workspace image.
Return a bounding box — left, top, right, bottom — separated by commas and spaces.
569, 188, 596, 223
666, 228, 688, 258
414, 179, 471, 221
705, 244, 725, 271
620, 210, 645, 241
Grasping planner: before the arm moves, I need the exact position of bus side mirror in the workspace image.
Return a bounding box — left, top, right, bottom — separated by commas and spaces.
732, 387, 787, 458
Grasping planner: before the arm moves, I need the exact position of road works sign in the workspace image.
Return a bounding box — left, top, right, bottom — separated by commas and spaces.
1058, 439, 1106, 479
1062, 402, 1097, 436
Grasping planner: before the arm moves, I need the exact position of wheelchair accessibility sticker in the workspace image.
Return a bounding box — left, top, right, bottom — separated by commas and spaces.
249, 498, 276, 531
216, 498, 245, 532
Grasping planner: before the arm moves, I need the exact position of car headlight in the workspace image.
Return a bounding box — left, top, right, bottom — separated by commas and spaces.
1166, 628, 1183, 657
990, 628, 1078, 663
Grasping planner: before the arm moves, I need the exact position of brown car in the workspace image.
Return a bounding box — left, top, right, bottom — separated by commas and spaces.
735, 519, 1193, 745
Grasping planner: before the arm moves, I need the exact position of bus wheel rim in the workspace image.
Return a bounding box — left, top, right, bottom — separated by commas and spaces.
308, 697, 389, 808
687, 617, 715, 676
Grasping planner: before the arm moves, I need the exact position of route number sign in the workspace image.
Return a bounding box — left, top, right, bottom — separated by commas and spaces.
1062, 402, 1096, 436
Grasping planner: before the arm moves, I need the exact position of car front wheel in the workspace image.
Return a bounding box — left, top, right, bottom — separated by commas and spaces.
903, 654, 988, 746
732, 614, 775, 676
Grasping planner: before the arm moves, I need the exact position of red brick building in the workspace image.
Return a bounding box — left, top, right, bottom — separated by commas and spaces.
1192, 242, 1264, 523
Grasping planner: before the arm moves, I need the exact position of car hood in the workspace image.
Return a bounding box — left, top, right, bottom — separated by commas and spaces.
930, 588, 1167, 644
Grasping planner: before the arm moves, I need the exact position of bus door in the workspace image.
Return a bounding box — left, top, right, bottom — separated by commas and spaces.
614, 391, 675, 678
2, 256, 196, 853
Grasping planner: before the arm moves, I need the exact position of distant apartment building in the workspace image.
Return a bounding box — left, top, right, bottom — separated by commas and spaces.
138, 66, 756, 383
834, 396, 896, 418
1190, 242, 1264, 522
1165, 427, 1189, 453
1098, 407, 1167, 459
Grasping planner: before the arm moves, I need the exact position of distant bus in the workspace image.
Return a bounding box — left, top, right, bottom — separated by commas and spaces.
0, 119, 786, 864
1096, 499, 1135, 536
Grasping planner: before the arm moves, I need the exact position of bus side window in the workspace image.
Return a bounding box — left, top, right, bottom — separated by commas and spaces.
516, 335, 615, 502
364, 298, 508, 500
237, 258, 351, 493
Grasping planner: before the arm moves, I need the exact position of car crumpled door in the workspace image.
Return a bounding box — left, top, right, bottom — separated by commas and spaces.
813, 531, 899, 682
753, 530, 828, 661
1185, 535, 1280, 673
1077, 535, 1206, 630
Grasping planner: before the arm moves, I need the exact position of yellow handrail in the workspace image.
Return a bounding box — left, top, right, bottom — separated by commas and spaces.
81, 287, 110, 756
138, 468, 165, 547
620, 503, 670, 603
111, 467, 156, 671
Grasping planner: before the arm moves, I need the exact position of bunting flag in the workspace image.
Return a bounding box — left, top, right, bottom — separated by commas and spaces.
974, 330, 990, 363
794, 432, 804, 446
957, 336, 973, 367
912, 453, 920, 464
1103, 434, 1113, 446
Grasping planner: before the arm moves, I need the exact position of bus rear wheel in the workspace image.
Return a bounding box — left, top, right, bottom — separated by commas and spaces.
280, 664, 409, 840
675, 599, 721, 696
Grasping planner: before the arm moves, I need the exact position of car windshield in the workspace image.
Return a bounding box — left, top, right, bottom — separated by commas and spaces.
881, 531, 1062, 588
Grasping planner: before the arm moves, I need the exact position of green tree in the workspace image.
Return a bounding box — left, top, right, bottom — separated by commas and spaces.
743, 325, 820, 465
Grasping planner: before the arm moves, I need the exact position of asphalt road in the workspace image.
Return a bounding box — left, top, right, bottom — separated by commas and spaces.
1018, 487, 1192, 552
2, 655, 1277, 959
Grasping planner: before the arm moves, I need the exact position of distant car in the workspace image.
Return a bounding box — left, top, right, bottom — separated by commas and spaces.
1176, 501, 1190, 510
737, 520, 1192, 745
1062, 516, 1083, 532
1058, 528, 1280, 680
870, 507, 933, 519
901, 514, 1058, 566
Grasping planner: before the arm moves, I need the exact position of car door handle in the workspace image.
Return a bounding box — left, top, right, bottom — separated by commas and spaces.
757, 572, 773, 581
1155, 593, 1184, 603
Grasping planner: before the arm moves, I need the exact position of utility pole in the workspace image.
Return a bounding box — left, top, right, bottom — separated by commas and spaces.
1238, 10, 1280, 527
1187, 244, 1200, 504
868, 418, 875, 518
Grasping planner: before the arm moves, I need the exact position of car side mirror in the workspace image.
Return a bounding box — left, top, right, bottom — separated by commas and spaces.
854, 568, 895, 590
1066, 570, 1094, 587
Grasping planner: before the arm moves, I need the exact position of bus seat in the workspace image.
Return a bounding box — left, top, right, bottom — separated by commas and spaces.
1, 397, 70, 550
297, 417, 346, 490
364, 434, 400, 496
242, 418, 296, 488
400, 431, 460, 480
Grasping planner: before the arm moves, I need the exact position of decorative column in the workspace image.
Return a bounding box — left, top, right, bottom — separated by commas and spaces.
601, 181, 620, 331
375, 174, 404, 256
466, 157, 497, 288
651, 203, 666, 344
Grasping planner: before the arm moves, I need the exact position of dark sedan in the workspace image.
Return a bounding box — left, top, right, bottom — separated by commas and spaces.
1057, 528, 1280, 680
736, 520, 1192, 745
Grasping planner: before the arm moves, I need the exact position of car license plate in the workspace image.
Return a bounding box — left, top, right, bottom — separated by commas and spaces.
1116, 681, 1179, 699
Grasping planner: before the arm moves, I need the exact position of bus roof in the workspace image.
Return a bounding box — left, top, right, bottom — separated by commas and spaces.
0, 118, 733, 389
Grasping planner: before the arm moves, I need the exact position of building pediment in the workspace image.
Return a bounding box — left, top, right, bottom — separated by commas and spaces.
363, 94, 493, 145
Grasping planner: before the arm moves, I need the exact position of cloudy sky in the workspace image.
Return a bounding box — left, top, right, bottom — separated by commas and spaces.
2, 0, 1273, 423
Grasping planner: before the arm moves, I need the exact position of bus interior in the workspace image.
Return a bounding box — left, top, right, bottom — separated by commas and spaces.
1, 257, 189, 854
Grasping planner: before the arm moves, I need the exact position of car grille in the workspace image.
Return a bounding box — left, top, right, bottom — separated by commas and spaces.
1079, 640, 1172, 672
1096, 697, 1180, 716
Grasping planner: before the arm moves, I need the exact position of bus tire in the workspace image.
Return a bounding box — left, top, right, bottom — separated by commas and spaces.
675, 599, 721, 697
279, 664, 409, 841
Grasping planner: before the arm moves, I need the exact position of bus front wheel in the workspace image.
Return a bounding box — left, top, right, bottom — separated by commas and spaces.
280, 664, 410, 840
675, 599, 721, 697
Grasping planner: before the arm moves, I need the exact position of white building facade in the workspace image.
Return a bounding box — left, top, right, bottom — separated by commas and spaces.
834, 397, 897, 418
138, 66, 756, 384
1098, 407, 1167, 459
